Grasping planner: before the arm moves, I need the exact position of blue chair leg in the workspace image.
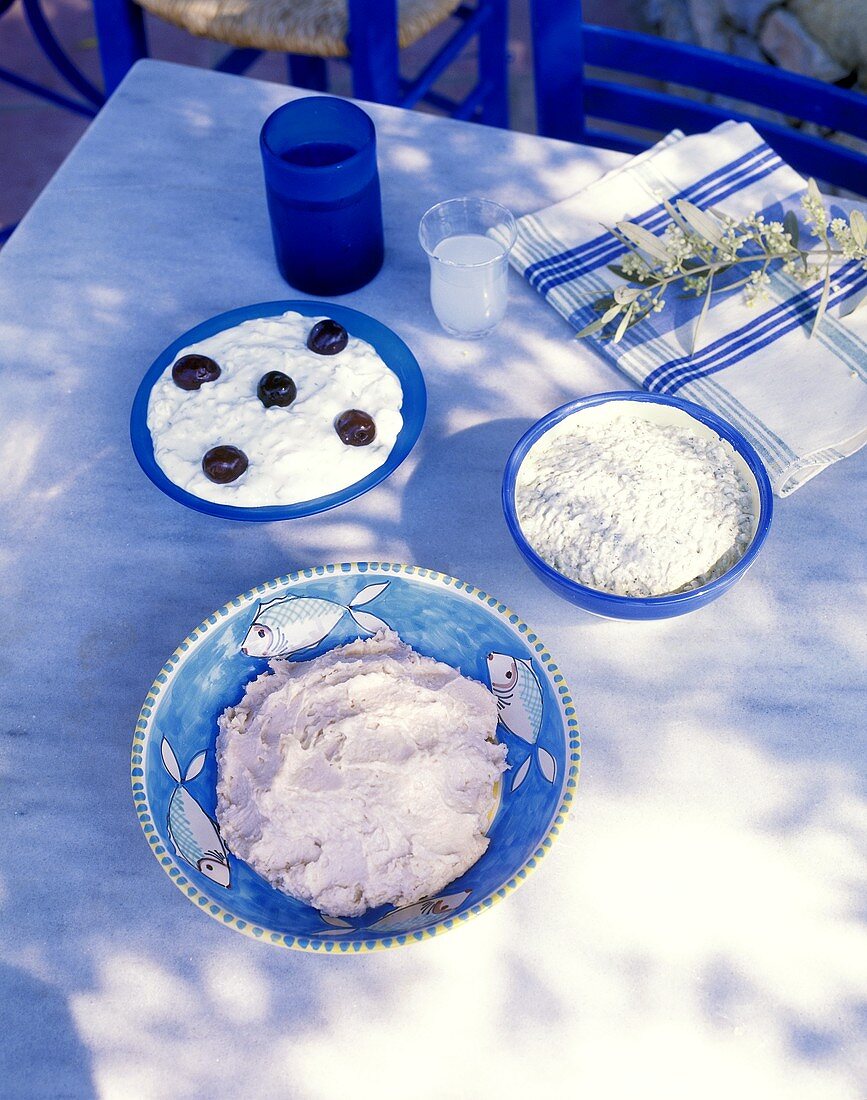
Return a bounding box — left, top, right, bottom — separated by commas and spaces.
288, 54, 329, 91
346, 0, 401, 104
478, 0, 509, 127
215, 48, 263, 75
530, 0, 586, 141
91, 0, 148, 96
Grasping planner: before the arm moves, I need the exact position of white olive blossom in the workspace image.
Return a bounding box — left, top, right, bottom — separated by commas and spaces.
577, 181, 867, 352
802, 193, 828, 235
743, 269, 772, 305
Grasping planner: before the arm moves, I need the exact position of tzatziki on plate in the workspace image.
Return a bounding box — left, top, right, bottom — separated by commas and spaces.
146, 310, 404, 507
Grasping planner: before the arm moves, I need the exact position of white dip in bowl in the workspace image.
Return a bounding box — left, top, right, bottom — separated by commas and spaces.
215, 629, 507, 918
146, 309, 404, 507
515, 403, 758, 598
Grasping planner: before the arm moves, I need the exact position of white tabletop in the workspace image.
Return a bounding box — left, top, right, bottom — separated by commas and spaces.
1, 59, 865, 1100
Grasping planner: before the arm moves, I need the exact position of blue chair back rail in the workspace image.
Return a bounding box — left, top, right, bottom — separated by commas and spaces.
91, 0, 509, 127
530, 0, 867, 195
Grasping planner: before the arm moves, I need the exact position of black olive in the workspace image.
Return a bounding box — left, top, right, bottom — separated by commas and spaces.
307, 319, 348, 355
172, 354, 221, 390
202, 445, 248, 483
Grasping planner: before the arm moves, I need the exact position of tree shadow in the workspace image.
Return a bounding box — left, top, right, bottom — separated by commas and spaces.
400, 415, 535, 578
0, 961, 97, 1099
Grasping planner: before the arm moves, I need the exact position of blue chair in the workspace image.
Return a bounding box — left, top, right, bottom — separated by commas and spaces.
91, 0, 510, 126
529, 0, 867, 195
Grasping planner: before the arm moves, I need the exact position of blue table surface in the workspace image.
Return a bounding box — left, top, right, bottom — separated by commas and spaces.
0, 59, 864, 1100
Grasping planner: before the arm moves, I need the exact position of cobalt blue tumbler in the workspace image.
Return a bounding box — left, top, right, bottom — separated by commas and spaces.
260, 96, 385, 296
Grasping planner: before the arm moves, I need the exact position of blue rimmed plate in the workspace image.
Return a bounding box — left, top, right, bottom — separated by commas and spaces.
132, 563, 580, 953
130, 301, 426, 521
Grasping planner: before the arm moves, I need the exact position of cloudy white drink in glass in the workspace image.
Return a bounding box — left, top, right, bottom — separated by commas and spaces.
419, 198, 517, 338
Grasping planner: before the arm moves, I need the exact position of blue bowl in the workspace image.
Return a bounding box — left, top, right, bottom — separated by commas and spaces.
132, 563, 580, 952
502, 392, 773, 621
130, 301, 426, 521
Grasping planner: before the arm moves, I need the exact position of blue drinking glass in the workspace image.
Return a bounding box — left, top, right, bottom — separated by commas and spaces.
260, 96, 385, 296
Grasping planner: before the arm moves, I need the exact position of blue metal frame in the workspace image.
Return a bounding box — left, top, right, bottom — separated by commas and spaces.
0, 0, 103, 115
530, 0, 867, 194
21, 0, 104, 105
1, 0, 106, 244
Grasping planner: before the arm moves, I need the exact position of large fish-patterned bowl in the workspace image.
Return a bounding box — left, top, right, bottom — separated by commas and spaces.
133, 563, 580, 952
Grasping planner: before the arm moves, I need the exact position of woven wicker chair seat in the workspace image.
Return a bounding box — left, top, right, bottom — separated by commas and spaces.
135, 0, 465, 57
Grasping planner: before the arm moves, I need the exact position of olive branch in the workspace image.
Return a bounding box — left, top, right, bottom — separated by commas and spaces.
576, 179, 867, 354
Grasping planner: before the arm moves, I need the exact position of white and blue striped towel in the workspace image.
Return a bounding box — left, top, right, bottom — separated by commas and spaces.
513, 121, 867, 495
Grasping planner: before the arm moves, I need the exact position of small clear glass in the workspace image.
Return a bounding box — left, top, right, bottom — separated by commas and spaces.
419, 197, 517, 338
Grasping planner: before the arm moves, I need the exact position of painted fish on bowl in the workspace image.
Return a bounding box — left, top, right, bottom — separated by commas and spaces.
316, 889, 473, 936
486, 652, 556, 790
161, 737, 231, 888
241, 581, 391, 659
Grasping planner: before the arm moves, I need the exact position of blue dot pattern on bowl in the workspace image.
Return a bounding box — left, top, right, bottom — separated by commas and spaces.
132, 563, 581, 953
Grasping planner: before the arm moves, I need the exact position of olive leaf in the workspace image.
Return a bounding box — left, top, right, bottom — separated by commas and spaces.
850, 209, 867, 249
811, 261, 832, 338
676, 200, 725, 247
612, 303, 635, 344
614, 221, 670, 262
783, 210, 800, 249
574, 303, 622, 338
692, 274, 714, 355
662, 196, 695, 236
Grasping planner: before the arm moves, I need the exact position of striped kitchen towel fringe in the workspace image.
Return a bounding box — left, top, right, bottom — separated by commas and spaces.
511, 121, 867, 495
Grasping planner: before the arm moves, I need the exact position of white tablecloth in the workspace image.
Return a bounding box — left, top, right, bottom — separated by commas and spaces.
0, 59, 864, 1100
